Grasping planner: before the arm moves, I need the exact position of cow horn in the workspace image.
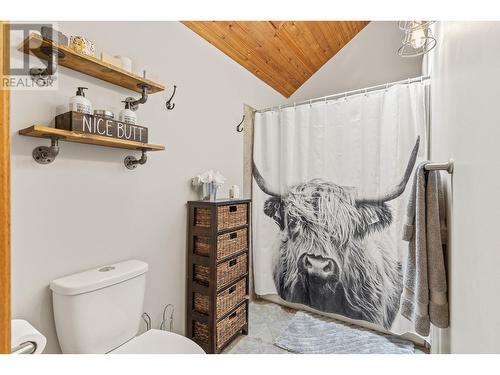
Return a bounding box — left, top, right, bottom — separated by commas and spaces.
356, 136, 420, 204
252, 161, 281, 197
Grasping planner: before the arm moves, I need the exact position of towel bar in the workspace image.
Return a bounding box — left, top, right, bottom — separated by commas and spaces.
424, 159, 454, 174
11, 341, 37, 354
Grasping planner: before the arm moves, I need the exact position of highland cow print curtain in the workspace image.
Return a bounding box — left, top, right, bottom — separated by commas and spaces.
252, 80, 429, 335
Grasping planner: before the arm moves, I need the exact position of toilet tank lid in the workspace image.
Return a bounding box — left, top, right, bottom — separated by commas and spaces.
50, 260, 148, 296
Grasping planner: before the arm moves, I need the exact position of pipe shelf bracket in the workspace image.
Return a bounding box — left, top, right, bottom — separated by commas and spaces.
124, 149, 148, 170
32, 137, 61, 164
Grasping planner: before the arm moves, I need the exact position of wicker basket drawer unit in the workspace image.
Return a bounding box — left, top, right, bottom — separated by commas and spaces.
194, 227, 248, 259
194, 277, 247, 319
187, 199, 251, 353
194, 203, 248, 230
193, 253, 247, 289
193, 303, 247, 351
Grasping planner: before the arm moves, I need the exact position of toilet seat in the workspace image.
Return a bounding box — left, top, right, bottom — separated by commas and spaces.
110, 329, 205, 354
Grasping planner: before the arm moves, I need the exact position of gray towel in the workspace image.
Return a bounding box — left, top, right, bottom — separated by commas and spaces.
401, 162, 449, 336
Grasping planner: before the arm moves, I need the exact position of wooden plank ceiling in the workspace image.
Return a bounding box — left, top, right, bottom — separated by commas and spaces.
182, 21, 369, 97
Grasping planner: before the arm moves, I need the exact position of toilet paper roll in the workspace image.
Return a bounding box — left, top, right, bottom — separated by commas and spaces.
11, 319, 47, 354
115, 55, 132, 72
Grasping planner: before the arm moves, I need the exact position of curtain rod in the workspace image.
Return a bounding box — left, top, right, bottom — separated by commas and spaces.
256, 75, 430, 114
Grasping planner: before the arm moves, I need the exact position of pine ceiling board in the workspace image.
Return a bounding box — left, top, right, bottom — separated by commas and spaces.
306, 22, 337, 57
276, 23, 326, 73
266, 22, 318, 75
280, 22, 324, 70
187, 21, 296, 97
182, 21, 369, 97
184, 21, 293, 96
240, 21, 310, 80
236, 22, 310, 86
224, 22, 304, 90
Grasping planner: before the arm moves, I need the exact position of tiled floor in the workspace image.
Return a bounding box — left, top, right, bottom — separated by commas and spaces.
224, 300, 295, 354
223, 299, 427, 354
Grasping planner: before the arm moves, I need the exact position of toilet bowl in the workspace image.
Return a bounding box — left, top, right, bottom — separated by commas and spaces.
110, 329, 204, 354
50, 259, 204, 354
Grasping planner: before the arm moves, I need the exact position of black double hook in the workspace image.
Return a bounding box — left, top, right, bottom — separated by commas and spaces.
236, 115, 245, 132
165, 85, 177, 110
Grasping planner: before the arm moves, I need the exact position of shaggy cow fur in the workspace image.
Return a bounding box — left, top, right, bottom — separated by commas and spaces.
264, 180, 402, 328
254, 138, 419, 329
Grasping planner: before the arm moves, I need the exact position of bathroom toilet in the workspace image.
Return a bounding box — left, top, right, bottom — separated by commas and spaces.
49, 259, 204, 354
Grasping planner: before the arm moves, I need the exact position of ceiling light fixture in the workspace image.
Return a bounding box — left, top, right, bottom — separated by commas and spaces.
398, 21, 436, 57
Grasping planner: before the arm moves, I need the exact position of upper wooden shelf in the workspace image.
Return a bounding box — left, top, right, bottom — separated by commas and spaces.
19, 125, 165, 152
18, 33, 165, 94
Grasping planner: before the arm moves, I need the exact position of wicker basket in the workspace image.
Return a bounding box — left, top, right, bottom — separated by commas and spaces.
193, 236, 211, 257
217, 204, 247, 230
194, 278, 247, 319
194, 204, 248, 230
216, 303, 246, 349
194, 253, 247, 289
194, 207, 211, 228
193, 303, 247, 350
194, 228, 248, 259
193, 321, 209, 347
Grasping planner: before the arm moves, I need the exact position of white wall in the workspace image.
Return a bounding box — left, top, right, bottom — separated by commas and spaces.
427, 21, 500, 354
10, 21, 283, 353
287, 21, 422, 103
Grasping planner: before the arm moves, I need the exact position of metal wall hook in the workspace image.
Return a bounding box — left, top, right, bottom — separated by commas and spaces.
236, 115, 245, 132
124, 149, 148, 170
32, 137, 60, 164
165, 85, 177, 110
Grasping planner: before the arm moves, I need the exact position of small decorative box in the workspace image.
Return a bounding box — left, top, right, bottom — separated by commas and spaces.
69, 36, 95, 57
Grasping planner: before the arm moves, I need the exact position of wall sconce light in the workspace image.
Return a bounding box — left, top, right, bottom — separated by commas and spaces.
398, 21, 436, 57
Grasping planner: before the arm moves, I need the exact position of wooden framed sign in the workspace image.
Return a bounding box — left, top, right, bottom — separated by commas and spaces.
55, 111, 148, 143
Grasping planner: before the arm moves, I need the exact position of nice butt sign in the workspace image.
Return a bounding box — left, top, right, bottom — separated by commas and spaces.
55, 111, 148, 143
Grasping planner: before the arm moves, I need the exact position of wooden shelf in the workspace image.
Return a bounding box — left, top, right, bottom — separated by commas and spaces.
19, 33, 165, 94
19, 125, 165, 151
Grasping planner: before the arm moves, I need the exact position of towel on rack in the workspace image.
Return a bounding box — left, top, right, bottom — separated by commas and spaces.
400, 162, 449, 336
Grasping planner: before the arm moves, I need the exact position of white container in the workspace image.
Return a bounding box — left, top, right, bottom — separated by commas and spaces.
229, 185, 240, 199
69, 87, 92, 115
100, 52, 122, 68
116, 55, 132, 72
119, 101, 137, 125
50, 260, 148, 354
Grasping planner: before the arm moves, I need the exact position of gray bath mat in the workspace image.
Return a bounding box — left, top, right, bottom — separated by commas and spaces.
274, 311, 415, 354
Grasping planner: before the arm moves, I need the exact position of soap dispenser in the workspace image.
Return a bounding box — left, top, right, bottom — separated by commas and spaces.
69, 87, 92, 115
119, 99, 137, 125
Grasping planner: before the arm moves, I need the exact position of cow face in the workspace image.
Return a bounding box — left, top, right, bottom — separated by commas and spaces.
262, 180, 393, 290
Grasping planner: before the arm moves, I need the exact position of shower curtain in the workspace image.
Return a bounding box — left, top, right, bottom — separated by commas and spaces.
252, 80, 429, 335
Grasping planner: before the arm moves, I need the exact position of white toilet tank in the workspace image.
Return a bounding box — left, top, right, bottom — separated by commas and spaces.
50, 260, 148, 354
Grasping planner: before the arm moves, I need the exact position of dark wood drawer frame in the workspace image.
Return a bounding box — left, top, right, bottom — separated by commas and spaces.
186, 199, 251, 354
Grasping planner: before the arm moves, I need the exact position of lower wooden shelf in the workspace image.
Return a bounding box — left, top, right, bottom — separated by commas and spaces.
19, 125, 165, 151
